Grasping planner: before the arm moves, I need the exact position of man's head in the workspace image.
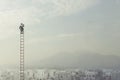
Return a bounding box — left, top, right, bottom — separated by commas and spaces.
20, 23, 24, 27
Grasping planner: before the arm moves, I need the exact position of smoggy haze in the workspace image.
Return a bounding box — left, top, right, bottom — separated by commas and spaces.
0, 0, 120, 67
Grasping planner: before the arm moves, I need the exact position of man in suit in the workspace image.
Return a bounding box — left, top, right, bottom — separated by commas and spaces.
19, 23, 24, 34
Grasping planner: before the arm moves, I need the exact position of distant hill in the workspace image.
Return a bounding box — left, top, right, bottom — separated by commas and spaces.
32, 52, 120, 70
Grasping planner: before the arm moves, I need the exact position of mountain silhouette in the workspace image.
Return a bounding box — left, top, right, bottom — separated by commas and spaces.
32, 52, 120, 69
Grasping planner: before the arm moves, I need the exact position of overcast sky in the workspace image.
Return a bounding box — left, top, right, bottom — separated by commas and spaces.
0, 0, 120, 67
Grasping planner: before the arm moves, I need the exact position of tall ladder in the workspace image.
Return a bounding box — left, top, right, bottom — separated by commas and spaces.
20, 31, 24, 80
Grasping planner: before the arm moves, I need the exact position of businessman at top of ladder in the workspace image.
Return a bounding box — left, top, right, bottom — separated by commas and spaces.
19, 23, 24, 34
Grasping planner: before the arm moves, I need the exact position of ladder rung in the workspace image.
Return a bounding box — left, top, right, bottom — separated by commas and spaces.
20, 60, 24, 62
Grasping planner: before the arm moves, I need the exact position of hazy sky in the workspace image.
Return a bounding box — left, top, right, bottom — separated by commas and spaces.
0, 0, 120, 66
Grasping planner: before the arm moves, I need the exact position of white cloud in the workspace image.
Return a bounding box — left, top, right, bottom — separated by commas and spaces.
0, 0, 99, 39
26, 32, 93, 44
30, 0, 99, 17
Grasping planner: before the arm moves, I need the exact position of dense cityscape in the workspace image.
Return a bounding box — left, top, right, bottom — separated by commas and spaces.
0, 69, 120, 80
